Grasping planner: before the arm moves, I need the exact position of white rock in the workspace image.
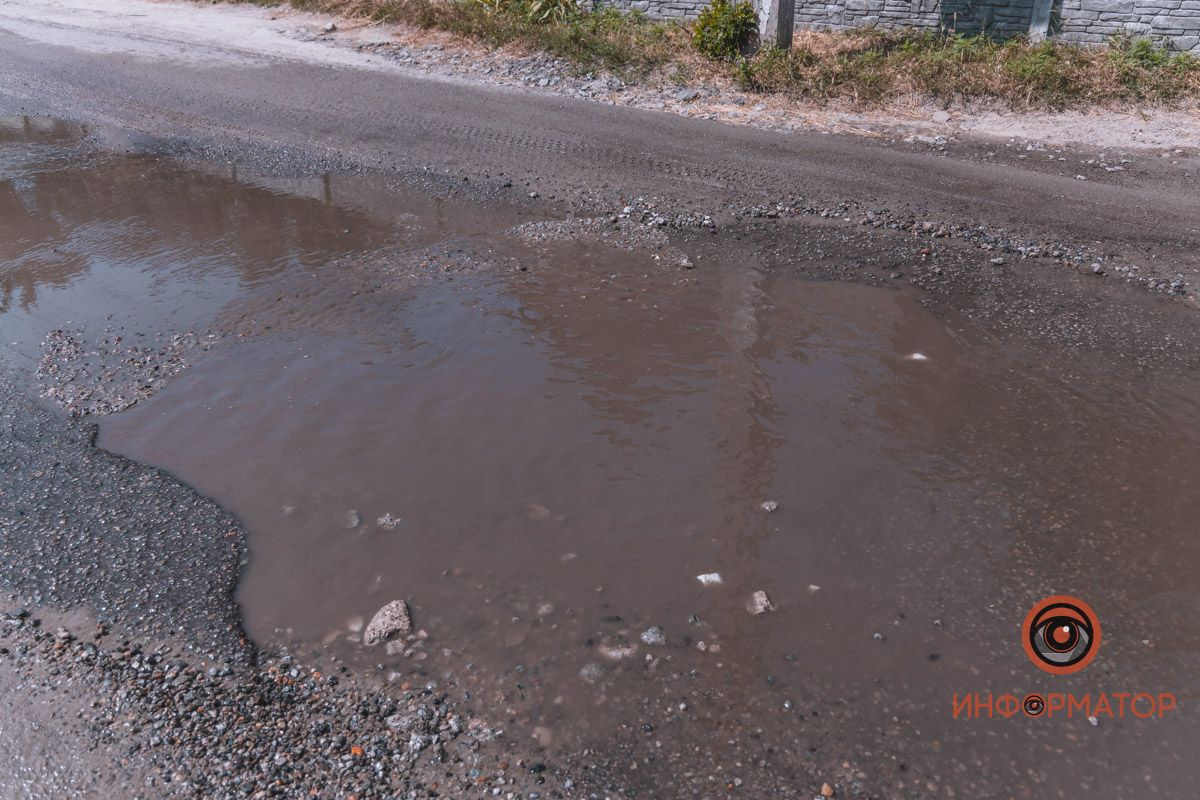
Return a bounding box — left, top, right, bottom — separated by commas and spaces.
747, 590, 775, 615
598, 640, 638, 660
760, 500, 778, 512
640, 626, 667, 646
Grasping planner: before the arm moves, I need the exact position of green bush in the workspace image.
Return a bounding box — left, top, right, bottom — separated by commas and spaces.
693, 0, 758, 60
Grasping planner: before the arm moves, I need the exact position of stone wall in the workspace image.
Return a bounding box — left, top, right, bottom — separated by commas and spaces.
597, 0, 1200, 52
1056, 0, 1200, 52
790, 0, 1035, 36
606, 0, 704, 16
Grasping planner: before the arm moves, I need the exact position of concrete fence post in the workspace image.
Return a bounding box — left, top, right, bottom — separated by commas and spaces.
758, 0, 794, 50
1028, 0, 1053, 41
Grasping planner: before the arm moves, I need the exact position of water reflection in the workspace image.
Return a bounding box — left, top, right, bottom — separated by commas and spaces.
0, 119, 412, 365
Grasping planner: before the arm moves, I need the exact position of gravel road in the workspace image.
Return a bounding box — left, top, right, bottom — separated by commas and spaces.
0, 0, 1197, 284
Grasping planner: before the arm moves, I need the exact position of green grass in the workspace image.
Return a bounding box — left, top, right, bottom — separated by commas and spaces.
243, 1, 1200, 107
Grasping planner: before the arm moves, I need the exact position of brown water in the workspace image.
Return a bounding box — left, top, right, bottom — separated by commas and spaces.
4, 117, 1200, 797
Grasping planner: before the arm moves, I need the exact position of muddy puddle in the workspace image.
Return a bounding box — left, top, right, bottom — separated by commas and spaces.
3, 116, 1200, 797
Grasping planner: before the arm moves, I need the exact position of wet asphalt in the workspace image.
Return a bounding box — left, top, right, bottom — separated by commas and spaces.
0, 373, 584, 799
0, 374, 249, 663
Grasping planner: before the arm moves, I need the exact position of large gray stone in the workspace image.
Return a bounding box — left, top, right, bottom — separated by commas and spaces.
363, 600, 413, 646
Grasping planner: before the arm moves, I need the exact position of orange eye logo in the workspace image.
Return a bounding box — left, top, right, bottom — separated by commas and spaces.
1022, 596, 1100, 675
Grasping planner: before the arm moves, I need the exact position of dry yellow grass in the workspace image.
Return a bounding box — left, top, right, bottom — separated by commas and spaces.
739, 29, 1200, 107
246, 0, 1200, 108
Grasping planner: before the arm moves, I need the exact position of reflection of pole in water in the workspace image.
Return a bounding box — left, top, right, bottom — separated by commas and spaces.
713, 261, 781, 569
710, 258, 785, 696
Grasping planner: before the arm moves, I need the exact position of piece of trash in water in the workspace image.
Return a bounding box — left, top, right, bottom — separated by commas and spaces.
346, 615, 364, 633
696, 573, 723, 586
760, 500, 778, 512
344, 509, 361, 530
363, 600, 413, 645
377, 513, 402, 530
807, 584, 821, 594
904, 352, 930, 361
640, 626, 667, 646
747, 590, 775, 615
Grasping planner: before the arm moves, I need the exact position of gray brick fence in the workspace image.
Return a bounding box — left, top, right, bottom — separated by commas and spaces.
602, 0, 1200, 53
